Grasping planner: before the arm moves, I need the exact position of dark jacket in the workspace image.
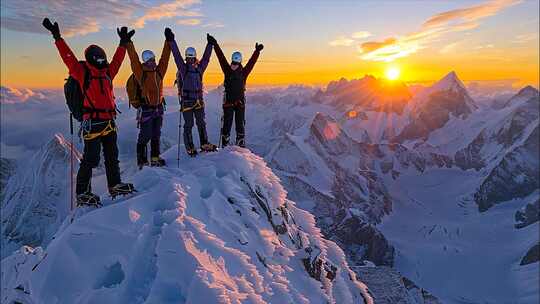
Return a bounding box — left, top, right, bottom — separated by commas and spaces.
213, 43, 260, 103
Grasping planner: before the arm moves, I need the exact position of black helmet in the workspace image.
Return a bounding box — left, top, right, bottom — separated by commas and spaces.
84, 45, 108, 69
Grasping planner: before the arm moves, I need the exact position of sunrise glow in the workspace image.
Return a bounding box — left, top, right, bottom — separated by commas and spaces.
385, 67, 400, 81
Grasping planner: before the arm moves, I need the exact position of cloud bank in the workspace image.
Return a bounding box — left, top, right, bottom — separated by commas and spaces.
0, 0, 216, 37
331, 0, 521, 62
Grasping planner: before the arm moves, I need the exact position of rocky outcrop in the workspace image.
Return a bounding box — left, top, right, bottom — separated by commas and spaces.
520, 243, 540, 265
355, 266, 441, 304
0, 158, 16, 202
475, 125, 539, 212
515, 198, 540, 229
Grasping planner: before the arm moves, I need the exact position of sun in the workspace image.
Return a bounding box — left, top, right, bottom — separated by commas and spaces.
385, 67, 400, 81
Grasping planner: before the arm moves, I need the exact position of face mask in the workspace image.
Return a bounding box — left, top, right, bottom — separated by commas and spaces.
85, 45, 109, 69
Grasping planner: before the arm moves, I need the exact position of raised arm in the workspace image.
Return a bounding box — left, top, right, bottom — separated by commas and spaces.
158, 34, 172, 77
108, 27, 133, 79
198, 42, 213, 73
126, 42, 143, 82
244, 43, 263, 78
211, 40, 231, 74
168, 39, 186, 76
43, 18, 84, 81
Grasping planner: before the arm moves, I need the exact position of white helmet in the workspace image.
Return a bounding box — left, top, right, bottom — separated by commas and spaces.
141, 50, 155, 63
231, 51, 242, 63
185, 47, 197, 58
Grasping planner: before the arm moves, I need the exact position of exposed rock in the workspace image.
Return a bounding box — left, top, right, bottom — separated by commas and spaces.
520, 243, 540, 265
355, 266, 442, 304
475, 125, 539, 212
515, 198, 540, 229
0, 158, 16, 201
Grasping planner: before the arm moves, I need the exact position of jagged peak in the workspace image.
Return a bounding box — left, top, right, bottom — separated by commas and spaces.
516, 85, 539, 98
310, 112, 341, 136
430, 71, 467, 92
42, 133, 81, 161
503, 85, 540, 108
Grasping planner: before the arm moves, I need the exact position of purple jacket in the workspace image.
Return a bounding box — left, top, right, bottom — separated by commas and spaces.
169, 40, 212, 101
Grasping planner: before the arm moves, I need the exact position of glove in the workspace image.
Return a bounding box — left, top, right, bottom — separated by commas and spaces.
117, 26, 135, 45
42, 18, 61, 40
255, 43, 264, 52
165, 27, 175, 41
207, 33, 217, 46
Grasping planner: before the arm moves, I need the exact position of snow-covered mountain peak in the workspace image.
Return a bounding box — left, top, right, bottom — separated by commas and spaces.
430, 71, 466, 92
1, 134, 81, 258
517, 85, 539, 97
1, 147, 373, 304
503, 85, 540, 108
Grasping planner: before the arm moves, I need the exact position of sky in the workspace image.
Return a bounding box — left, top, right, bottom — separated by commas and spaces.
0, 0, 538, 89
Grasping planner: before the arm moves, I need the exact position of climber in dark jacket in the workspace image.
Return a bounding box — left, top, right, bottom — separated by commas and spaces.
207, 34, 263, 148
169, 31, 215, 156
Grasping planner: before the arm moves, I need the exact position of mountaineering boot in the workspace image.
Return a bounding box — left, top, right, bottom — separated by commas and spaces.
109, 182, 136, 198
150, 156, 166, 167
220, 134, 230, 148
137, 143, 149, 169
187, 147, 198, 157
185, 142, 198, 157
201, 143, 218, 152
76, 192, 102, 207
236, 137, 246, 148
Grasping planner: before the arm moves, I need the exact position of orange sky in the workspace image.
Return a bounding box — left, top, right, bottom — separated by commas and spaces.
1, 0, 538, 89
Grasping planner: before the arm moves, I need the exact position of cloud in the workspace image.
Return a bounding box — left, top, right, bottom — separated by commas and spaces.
202, 22, 225, 28
351, 31, 372, 39
359, 38, 397, 53
439, 42, 460, 54
329, 37, 355, 47
423, 0, 520, 28
177, 18, 202, 26
329, 31, 371, 47
513, 33, 538, 43
133, 0, 201, 28
0, 86, 46, 104
0, 0, 207, 37
355, 0, 521, 61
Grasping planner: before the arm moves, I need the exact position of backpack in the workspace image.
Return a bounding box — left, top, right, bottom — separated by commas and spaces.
224, 68, 246, 103
175, 66, 202, 100
64, 61, 112, 121
127, 70, 162, 108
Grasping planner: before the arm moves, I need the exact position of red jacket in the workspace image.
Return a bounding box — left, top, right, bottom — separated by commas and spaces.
55, 39, 126, 120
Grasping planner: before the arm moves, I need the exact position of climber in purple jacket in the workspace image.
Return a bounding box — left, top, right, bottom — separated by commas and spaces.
167, 28, 215, 156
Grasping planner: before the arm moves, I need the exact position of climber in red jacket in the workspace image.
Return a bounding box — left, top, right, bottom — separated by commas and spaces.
42, 18, 135, 207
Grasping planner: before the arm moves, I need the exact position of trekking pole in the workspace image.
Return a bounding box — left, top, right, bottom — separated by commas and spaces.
69, 114, 74, 211
177, 106, 182, 168
218, 107, 224, 149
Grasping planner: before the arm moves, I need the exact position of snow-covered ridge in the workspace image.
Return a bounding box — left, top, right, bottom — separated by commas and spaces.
1, 134, 80, 258
1, 147, 373, 304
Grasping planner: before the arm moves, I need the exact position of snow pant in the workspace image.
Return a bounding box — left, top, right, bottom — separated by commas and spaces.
182, 100, 209, 149
221, 104, 245, 147
137, 106, 164, 163
76, 120, 121, 195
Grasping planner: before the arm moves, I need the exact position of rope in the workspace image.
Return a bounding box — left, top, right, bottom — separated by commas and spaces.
82, 120, 116, 141
180, 99, 204, 112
